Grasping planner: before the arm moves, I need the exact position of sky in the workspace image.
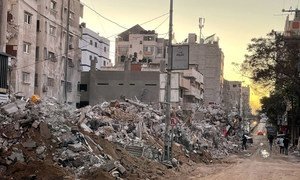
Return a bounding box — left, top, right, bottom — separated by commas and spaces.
81, 0, 300, 112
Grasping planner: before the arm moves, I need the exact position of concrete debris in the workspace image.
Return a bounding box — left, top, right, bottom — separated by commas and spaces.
0, 97, 247, 179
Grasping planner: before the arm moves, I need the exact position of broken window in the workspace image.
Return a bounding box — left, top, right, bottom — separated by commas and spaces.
23, 42, 31, 53
67, 82, 72, 92
49, 25, 56, 36
34, 74, 38, 87
50, 1, 57, 10
22, 72, 30, 83
47, 77, 54, 87
24, 11, 32, 24
79, 84, 87, 91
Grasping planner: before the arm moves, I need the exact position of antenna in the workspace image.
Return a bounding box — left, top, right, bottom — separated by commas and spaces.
199, 17, 205, 44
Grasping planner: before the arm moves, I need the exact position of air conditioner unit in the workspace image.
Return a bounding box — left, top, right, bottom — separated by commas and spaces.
42, 85, 48, 92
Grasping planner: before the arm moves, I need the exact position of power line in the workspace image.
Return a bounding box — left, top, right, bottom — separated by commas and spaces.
105, 12, 169, 39
154, 16, 169, 30
81, 2, 128, 30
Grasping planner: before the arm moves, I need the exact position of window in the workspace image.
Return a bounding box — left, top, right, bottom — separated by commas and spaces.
89, 55, 93, 60
50, 1, 57, 10
22, 72, 30, 83
37, 20, 40, 32
67, 82, 72, 92
140, 41, 142, 44
48, 51, 56, 61
24, 11, 32, 24
129, 45, 132, 48
233, 84, 237, 88
143, 36, 155, 41
68, 58, 74, 67
34, 74, 38, 87
97, 83, 109, 85
95, 42, 97, 47
49, 25, 56, 36
69, 12, 74, 20
23, 42, 31, 53
90, 40, 93, 45
45, 21, 47, 33
44, 47, 48, 58
47, 77, 54, 87
94, 57, 97, 62
104, 47, 107, 52
103, 61, 106, 66
79, 84, 87, 91
35, 47, 39, 61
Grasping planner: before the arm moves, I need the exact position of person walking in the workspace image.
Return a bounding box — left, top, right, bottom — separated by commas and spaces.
268, 134, 274, 151
242, 134, 247, 150
283, 136, 290, 155
278, 136, 284, 154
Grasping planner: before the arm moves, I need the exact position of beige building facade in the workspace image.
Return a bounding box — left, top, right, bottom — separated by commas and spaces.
4, 0, 83, 105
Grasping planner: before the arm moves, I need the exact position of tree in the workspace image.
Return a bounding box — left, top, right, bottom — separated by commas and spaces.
241, 31, 300, 126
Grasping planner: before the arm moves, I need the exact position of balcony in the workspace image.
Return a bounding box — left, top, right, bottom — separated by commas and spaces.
179, 77, 190, 89
184, 86, 202, 100
182, 69, 203, 83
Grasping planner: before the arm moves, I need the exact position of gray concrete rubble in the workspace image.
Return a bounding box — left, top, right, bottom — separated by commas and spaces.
0, 97, 246, 179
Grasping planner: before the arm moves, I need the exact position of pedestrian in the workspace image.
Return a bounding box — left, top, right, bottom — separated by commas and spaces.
283, 136, 290, 155
277, 136, 284, 154
242, 134, 247, 150
268, 134, 274, 151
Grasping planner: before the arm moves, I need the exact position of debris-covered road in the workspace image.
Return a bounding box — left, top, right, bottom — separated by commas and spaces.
175, 122, 300, 180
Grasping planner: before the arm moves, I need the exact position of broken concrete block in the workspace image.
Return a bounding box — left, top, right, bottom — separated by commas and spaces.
68, 143, 83, 152
102, 161, 116, 172
1, 102, 18, 114
32, 120, 40, 129
22, 140, 37, 148
40, 122, 51, 139
114, 161, 126, 174
8, 150, 25, 163
36, 146, 46, 155
15, 100, 26, 110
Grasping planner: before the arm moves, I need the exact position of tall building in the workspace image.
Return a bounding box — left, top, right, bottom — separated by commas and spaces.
5, 0, 83, 105
223, 80, 242, 114
241, 86, 251, 118
185, 33, 224, 105
79, 24, 110, 71
115, 24, 167, 66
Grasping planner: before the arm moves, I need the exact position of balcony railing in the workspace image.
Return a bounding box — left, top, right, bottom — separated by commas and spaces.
184, 86, 202, 100
179, 77, 190, 89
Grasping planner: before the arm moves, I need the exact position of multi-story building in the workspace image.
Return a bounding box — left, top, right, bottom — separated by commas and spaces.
4, 0, 83, 105
184, 33, 224, 105
241, 86, 251, 118
79, 23, 110, 71
115, 24, 167, 65
223, 80, 242, 114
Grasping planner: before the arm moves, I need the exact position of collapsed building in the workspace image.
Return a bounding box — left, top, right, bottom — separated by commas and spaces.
0, 95, 246, 179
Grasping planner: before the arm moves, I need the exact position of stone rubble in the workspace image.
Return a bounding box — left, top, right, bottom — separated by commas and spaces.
0, 97, 246, 179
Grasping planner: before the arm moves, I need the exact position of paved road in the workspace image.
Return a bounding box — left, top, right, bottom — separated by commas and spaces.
180, 123, 300, 180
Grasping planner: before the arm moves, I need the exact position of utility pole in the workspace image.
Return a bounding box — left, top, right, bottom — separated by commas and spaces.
64, 0, 71, 103
163, 0, 173, 162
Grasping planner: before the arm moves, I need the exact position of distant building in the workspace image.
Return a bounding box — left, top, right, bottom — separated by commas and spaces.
79, 24, 110, 71
241, 86, 251, 118
4, 0, 83, 105
115, 24, 167, 66
223, 80, 242, 114
184, 33, 224, 105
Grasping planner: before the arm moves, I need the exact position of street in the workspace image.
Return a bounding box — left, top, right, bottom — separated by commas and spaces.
172, 122, 300, 180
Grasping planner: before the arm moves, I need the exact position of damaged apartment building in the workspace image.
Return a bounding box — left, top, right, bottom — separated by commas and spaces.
78, 25, 204, 107
2, 0, 83, 105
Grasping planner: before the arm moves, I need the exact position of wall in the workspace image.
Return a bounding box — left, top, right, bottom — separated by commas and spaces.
81, 70, 160, 106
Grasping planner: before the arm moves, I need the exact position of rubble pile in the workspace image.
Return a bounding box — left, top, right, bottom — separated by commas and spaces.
0, 97, 244, 179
